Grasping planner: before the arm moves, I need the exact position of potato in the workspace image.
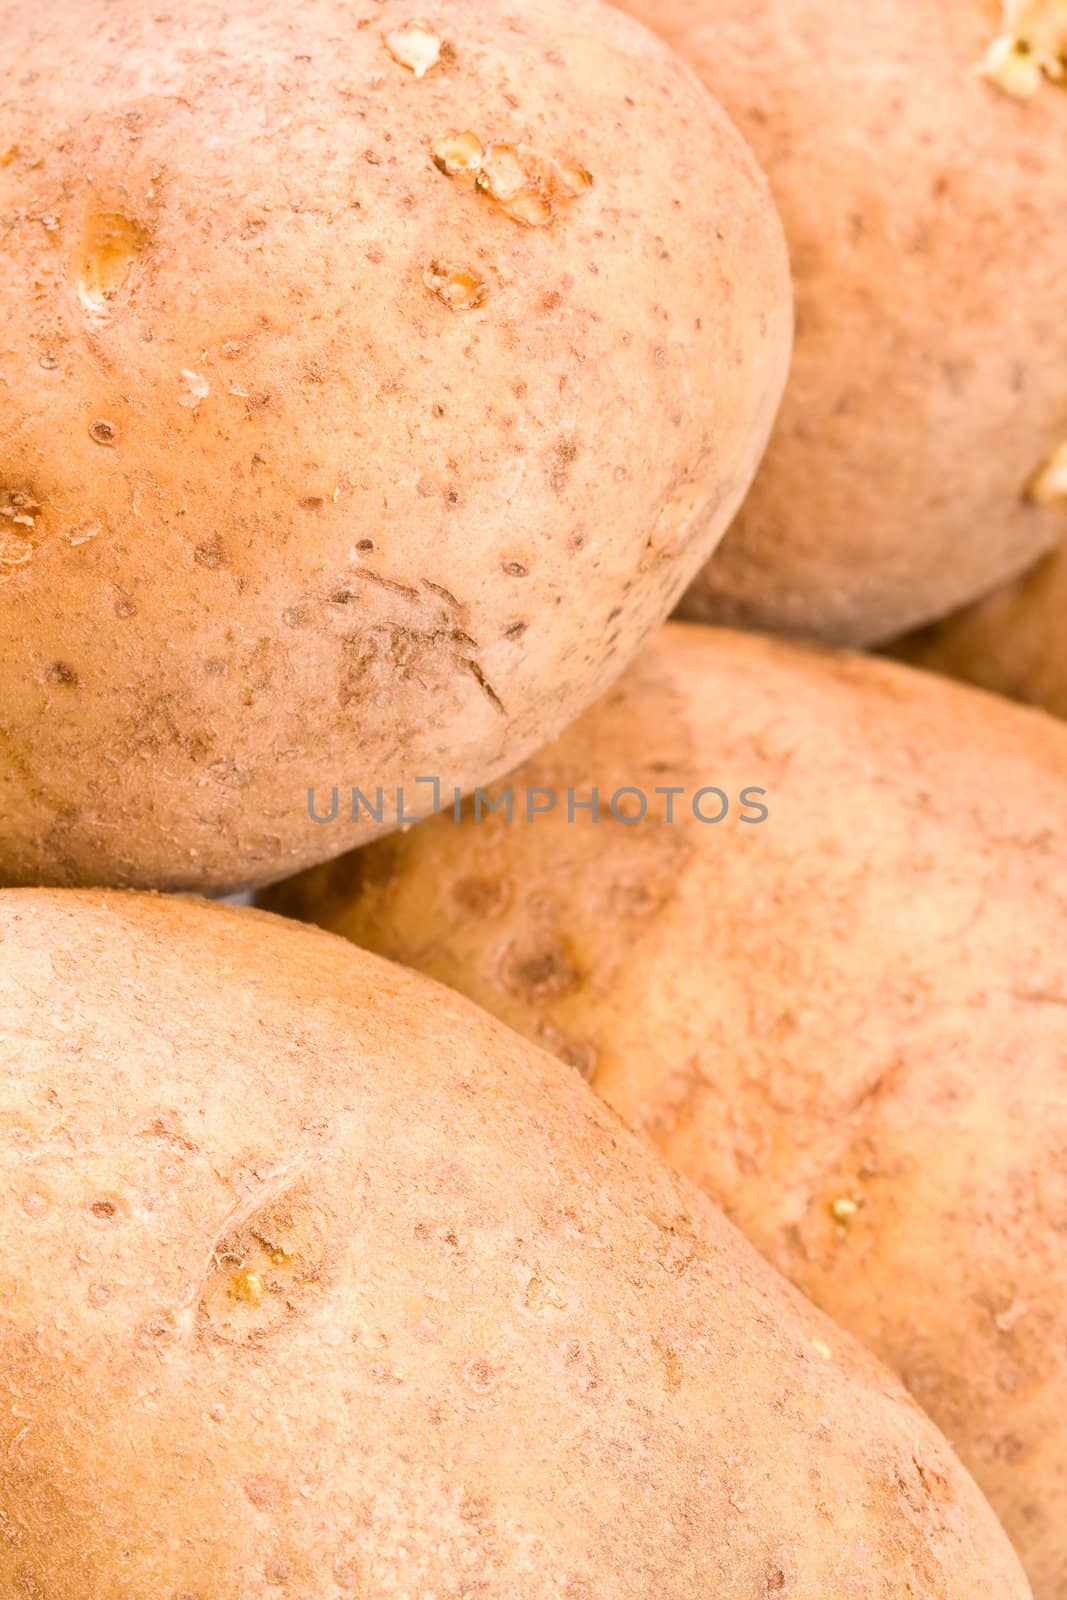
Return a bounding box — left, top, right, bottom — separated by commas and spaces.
891, 536, 1067, 721
265, 623, 1067, 1596
0, 888, 1030, 1598
608, 0, 1067, 645
0, 0, 790, 894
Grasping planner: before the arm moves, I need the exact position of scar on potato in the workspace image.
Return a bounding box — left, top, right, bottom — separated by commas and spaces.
1026, 440, 1067, 505
424, 260, 488, 311
979, 0, 1067, 98
197, 1179, 330, 1344
0, 487, 43, 574
75, 211, 148, 319
432, 132, 592, 227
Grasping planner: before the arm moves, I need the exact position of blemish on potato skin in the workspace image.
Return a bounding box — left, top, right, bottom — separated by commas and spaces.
0, 531, 35, 573
243, 1475, 285, 1511
423, 260, 488, 311
462, 1356, 497, 1393
549, 435, 580, 493
136, 1312, 182, 1349
500, 938, 581, 1001
452, 876, 508, 915
194, 540, 228, 570
75, 211, 147, 318
0, 487, 41, 528
88, 418, 119, 447
197, 1182, 329, 1344
67, 519, 101, 547
179, 370, 210, 410
461, 656, 505, 714
45, 662, 79, 688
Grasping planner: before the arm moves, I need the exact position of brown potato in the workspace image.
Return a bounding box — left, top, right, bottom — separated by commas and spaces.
0, 0, 791, 893
891, 537, 1067, 721
609, 0, 1067, 645
265, 622, 1067, 1596
0, 889, 1030, 1598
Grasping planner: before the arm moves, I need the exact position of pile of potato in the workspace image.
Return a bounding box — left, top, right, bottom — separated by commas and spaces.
0, 0, 1063, 1596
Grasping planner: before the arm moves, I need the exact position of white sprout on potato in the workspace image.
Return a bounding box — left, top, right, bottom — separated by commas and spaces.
979, 0, 1067, 97
431, 131, 592, 226
385, 21, 448, 78
1027, 440, 1067, 505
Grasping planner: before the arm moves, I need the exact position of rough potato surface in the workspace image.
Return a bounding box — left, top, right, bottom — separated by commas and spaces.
0, 0, 791, 891
0, 890, 1031, 1599
267, 623, 1067, 1596
612, 0, 1067, 644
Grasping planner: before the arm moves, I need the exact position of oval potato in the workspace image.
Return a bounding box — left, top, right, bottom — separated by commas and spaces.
0, 889, 1030, 1598
265, 623, 1067, 1595
610, 0, 1067, 644
0, 0, 790, 892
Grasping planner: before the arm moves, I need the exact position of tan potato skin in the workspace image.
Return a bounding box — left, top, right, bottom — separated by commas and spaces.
264, 623, 1067, 1597
891, 539, 1067, 721
0, 0, 791, 894
0, 891, 1030, 1598
609, 0, 1067, 645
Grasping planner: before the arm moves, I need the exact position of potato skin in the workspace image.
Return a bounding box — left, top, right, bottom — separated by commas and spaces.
0, 890, 1031, 1599
265, 622, 1067, 1597
891, 539, 1067, 721
610, 0, 1067, 645
0, 0, 790, 894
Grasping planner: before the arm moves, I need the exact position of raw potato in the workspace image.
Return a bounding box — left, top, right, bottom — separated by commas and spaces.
0, 0, 791, 893
0, 892, 1030, 1599
609, 0, 1067, 645
265, 623, 1067, 1597
892, 537, 1067, 721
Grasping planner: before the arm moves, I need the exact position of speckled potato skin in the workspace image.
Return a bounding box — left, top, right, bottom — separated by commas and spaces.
610, 0, 1067, 645
0, 891, 1030, 1599
0, 0, 791, 894
891, 539, 1067, 721
264, 623, 1067, 1596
